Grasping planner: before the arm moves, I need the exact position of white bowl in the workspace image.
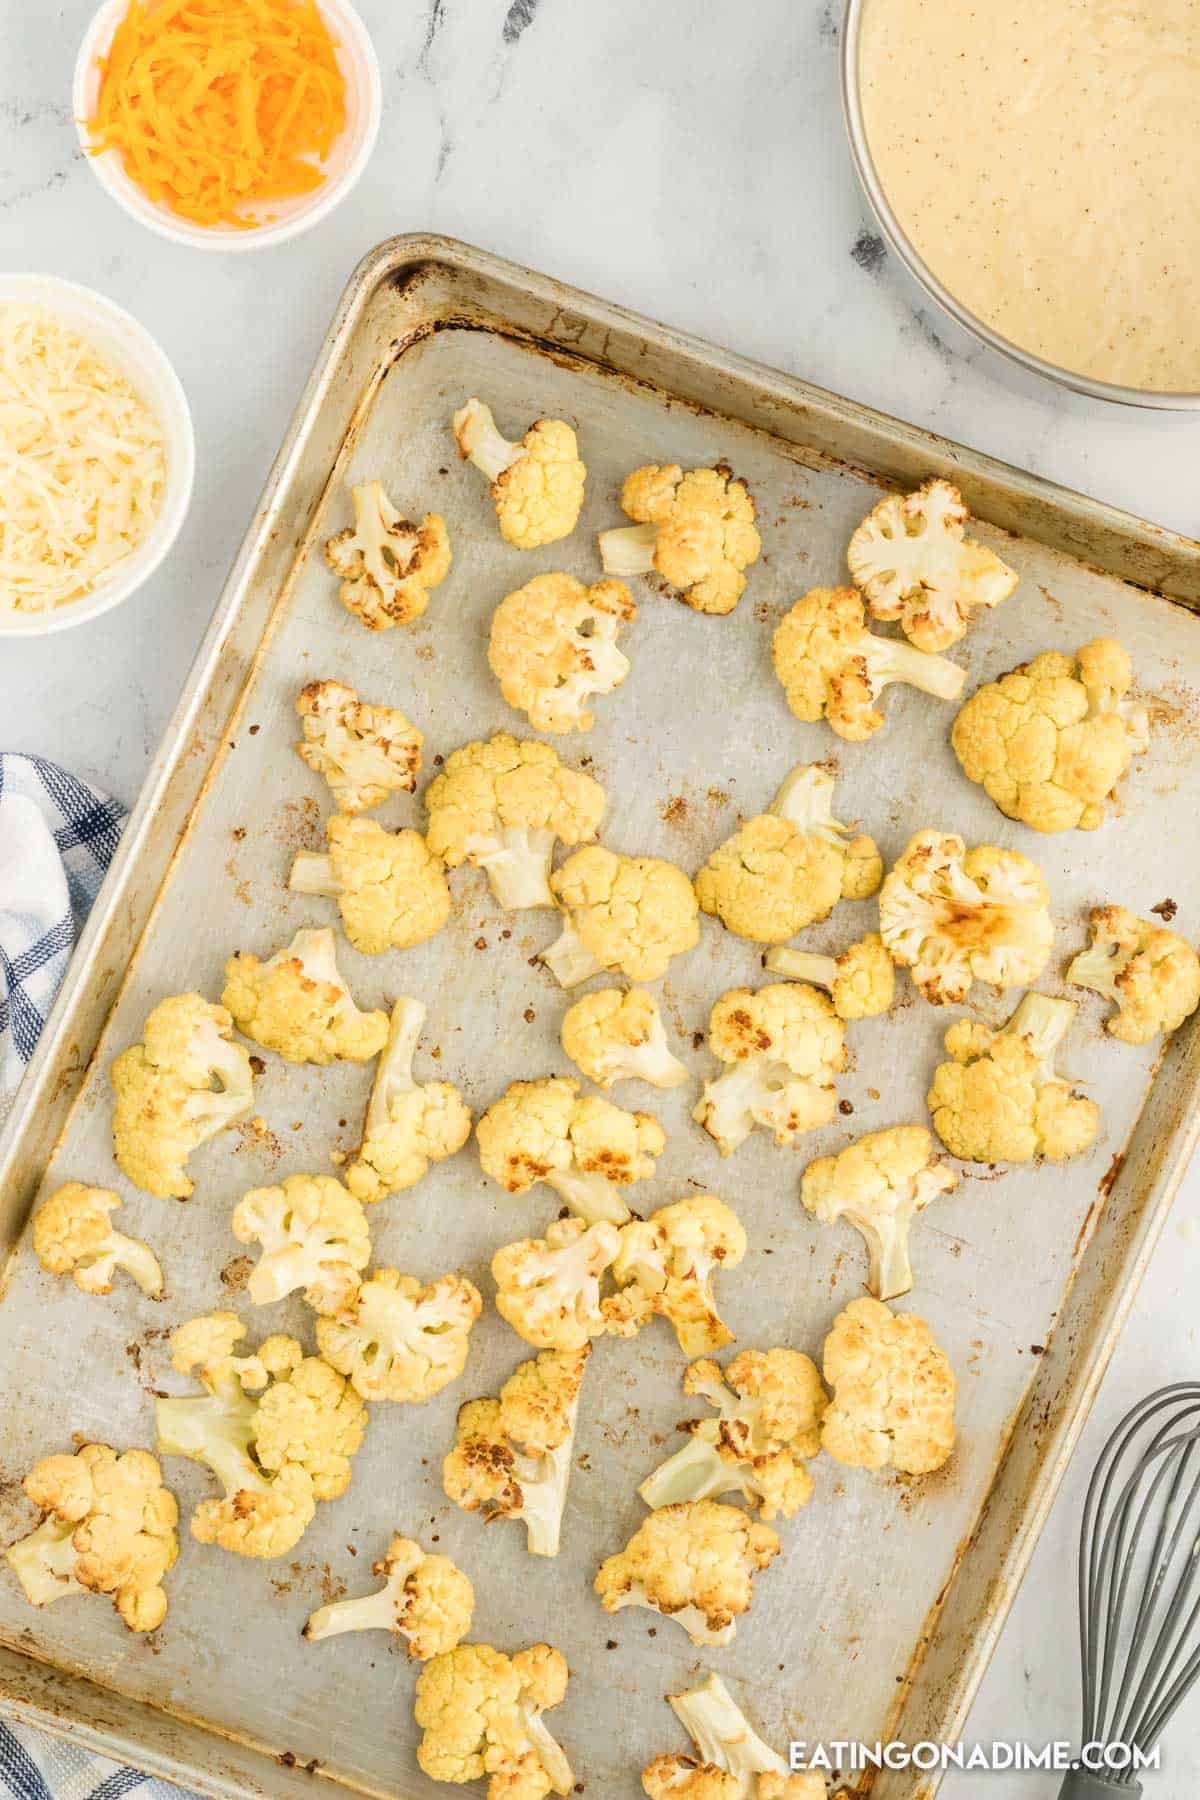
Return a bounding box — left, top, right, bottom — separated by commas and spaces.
0, 274, 195, 639
72, 0, 382, 253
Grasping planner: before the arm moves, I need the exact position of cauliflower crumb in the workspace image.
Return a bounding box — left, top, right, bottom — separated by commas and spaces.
454, 397, 586, 548
289, 815, 450, 955
324, 481, 450, 629
33, 1183, 163, 1298
476, 1075, 665, 1224
560, 987, 689, 1089
694, 984, 846, 1155
847, 478, 1018, 653
695, 763, 881, 945
489, 573, 636, 733
222, 926, 389, 1065
1068, 905, 1200, 1044
801, 1125, 958, 1300
927, 992, 1101, 1163
303, 1535, 473, 1659
415, 1640, 574, 1796
345, 997, 471, 1203
545, 846, 700, 985
294, 679, 423, 814
316, 1269, 482, 1403
773, 585, 965, 740
599, 463, 761, 615
595, 1500, 779, 1646
765, 933, 894, 1020
821, 1296, 956, 1475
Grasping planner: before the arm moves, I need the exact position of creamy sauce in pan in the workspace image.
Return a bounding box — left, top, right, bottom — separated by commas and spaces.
859, 0, 1200, 391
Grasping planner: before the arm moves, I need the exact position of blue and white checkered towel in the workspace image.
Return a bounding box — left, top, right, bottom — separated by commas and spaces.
0, 754, 195, 1799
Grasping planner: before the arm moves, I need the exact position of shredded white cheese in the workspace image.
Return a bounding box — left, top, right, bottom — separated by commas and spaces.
0, 304, 167, 615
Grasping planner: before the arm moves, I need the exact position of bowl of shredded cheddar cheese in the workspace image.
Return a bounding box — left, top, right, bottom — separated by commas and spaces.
0, 274, 194, 636
73, 0, 381, 251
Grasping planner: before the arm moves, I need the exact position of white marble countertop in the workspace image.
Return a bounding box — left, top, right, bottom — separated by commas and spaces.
4, 1, 1200, 1793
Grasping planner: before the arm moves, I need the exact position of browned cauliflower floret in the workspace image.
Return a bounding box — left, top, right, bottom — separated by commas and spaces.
639, 1349, 827, 1520
294, 679, 423, 814
1068, 905, 1200, 1044
324, 481, 451, 628
492, 1218, 622, 1351
454, 397, 586, 549
425, 734, 606, 912
230, 1173, 370, 1314
155, 1312, 365, 1557
772, 585, 966, 740
801, 1125, 958, 1301
415, 1640, 574, 1797
476, 1074, 665, 1225
345, 997, 472, 1204
879, 829, 1054, 1005
821, 1296, 956, 1475
33, 1183, 163, 1298
444, 1345, 590, 1557
110, 992, 255, 1199
599, 463, 761, 615
847, 477, 1018, 653
316, 1268, 483, 1404
222, 926, 389, 1065
927, 992, 1101, 1164
4, 1443, 178, 1633
611, 1196, 747, 1357
595, 1501, 779, 1646
289, 814, 449, 955
644, 1672, 828, 1799
951, 639, 1149, 832
489, 573, 636, 733
695, 764, 882, 945
766, 933, 895, 1020
694, 984, 846, 1155
303, 1535, 473, 1658
545, 846, 701, 985
560, 987, 689, 1090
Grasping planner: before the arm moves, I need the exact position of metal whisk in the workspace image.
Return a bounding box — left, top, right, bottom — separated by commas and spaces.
1061, 1384, 1200, 1798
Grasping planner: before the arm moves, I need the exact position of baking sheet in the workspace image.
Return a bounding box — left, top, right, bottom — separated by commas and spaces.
2, 239, 1200, 1800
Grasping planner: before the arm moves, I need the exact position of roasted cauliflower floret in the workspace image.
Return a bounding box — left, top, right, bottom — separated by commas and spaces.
303, 1535, 473, 1659
294, 679, 423, 814
110, 993, 255, 1199
595, 1501, 779, 1646
4, 1444, 178, 1633
821, 1296, 956, 1475
1068, 905, 1200, 1045
489, 573, 636, 734
695, 763, 882, 945
316, 1268, 483, 1403
230, 1174, 370, 1314
847, 478, 1018, 653
33, 1183, 163, 1298
801, 1126, 958, 1301
951, 639, 1149, 833
425, 734, 606, 912
545, 846, 701, 985
766, 933, 895, 1020
222, 926, 389, 1065
492, 1218, 622, 1351
415, 1640, 575, 1797
444, 1346, 590, 1557
476, 1075, 665, 1225
644, 1672, 827, 1800
289, 814, 450, 955
639, 1349, 827, 1520
560, 987, 689, 1090
878, 829, 1054, 1005
694, 984, 846, 1156
324, 481, 451, 629
611, 1195, 746, 1357
927, 992, 1101, 1164
599, 463, 761, 615
155, 1313, 365, 1557
772, 585, 966, 741
454, 397, 586, 549
344, 997, 471, 1204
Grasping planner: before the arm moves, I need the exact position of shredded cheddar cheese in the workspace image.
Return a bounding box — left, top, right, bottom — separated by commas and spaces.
0, 306, 166, 615
87, 0, 348, 230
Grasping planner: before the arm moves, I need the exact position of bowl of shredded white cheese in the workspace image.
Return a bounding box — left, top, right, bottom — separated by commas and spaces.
0, 274, 194, 635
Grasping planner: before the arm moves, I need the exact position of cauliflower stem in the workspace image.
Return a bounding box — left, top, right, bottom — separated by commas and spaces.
669, 1673, 788, 1781
467, 824, 557, 910
596, 520, 659, 577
